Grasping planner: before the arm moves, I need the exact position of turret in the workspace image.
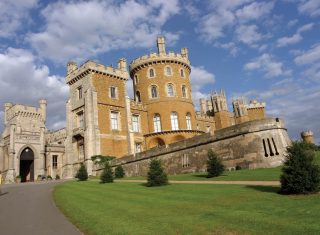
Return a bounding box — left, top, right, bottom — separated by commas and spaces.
200, 98, 207, 115
117, 58, 127, 72
210, 90, 230, 129
232, 98, 249, 124
4, 102, 13, 125
301, 130, 314, 144
181, 48, 189, 59
157, 36, 166, 55
39, 99, 47, 123
67, 61, 78, 75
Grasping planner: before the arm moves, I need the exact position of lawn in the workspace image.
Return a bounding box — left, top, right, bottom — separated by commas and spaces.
54, 181, 320, 235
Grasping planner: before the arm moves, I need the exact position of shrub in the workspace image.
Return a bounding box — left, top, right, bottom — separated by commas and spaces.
147, 159, 168, 187
235, 165, 242, 171
47, 175, 53, 180
100, 161, 114, 183
280, 141, 320, 194
76, 163, 88, 181
206, 149, 225, 178
91, 155, 116, 166
55, 174, 60, 180
115, 165, 125, 178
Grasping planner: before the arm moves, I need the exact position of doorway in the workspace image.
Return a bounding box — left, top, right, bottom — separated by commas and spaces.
20, 147, 34, 182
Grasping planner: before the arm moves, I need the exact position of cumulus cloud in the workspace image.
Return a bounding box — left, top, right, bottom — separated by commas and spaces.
0, 48, 68, 131
236, 24, 263, 44
235, 1, 274, 22
294, 44, 320, 65
298, 0, 320, 17
277, 23, 314, 47
0, 0, 38, 38
28, 0, 180, 63
244, 53, 291, 78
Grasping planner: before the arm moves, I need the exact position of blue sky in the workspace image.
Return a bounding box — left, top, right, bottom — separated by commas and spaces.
0, 0, 319, 143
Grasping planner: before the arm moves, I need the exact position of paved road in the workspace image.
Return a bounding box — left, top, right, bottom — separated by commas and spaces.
0, 181, 82, 235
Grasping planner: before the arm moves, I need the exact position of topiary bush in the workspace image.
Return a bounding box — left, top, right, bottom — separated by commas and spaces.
206, 149, 225, 178
280, 141, 320, 194
147, 159, 168, 187
76, 163, 88, 181
115, 165, 125, 178
100, 161, 114, 183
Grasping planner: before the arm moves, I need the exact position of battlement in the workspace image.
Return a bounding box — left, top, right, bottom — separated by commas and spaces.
301, 130, 313, 137
66, 59, 129, 85
195, 112, 214, 121
5, 104, 42, 122
46, 128, 67, 144
246, 100, 266, 109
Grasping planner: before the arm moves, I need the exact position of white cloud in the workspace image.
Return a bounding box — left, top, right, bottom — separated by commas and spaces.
297, 22, 314, 33
298, 0, 320, 17
0, 48, 68, 131
294, 44, 320, 64
28, 0, 180, 63
0, 0, 38, 38
236, 24, 263, 44
287, 19, 298, 27
236, 1, 274, 22
244, 53, 291, 78
277, 34, 302, 47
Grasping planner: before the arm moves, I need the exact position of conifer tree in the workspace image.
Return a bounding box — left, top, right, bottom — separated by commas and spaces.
207, 149, 225, 178
76, 163, 88, 181
100, 161, 114, 183
147, 159, 168, 187
280, 141, 320, 194
115, 165, 125, 178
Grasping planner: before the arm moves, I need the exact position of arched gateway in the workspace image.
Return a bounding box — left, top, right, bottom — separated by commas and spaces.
20, 147, 35, 182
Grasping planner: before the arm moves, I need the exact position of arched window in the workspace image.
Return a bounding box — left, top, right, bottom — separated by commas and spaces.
171, 112, 179, 130
153, 114, 161, 132
180, 68, 185, 77
149, 68, 155, 78
182, 85, 187, 98
165, 66, 172, 76
167, 84, 174, 97
136, 91, 141, 102
151, 85, 158, 98
186, 113, 192, 130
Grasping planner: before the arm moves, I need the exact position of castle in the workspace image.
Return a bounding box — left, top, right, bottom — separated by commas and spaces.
0, 37, 291, 183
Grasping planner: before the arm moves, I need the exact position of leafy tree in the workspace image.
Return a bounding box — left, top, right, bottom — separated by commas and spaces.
115, 165, 125, 178
76, 163, 88, 181
280, 141, 320, 194
207, 149, 225, 178
100, 161, 114, 183
147, 159, 168, 187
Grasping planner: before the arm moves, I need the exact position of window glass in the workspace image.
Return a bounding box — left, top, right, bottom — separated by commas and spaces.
151, 86, 158, 98
132, 115, 140, 132
171, 112, 179, 130
153, 114, 161, 132
186, 113, 192, 130
111, 111, 119, 130
167, 84, 174, 97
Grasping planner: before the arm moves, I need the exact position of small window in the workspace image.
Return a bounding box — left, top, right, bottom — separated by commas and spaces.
77, 111, 84, 128
136, 91, 141, 102
182, 85, 187, 98
171, 112, 179, 130
186, 113, 192, 130
167, 84, 174, 97
52, 155, 58, 169
135, 143, 142, 153
77, 86, 82, 99
153, 114, 161, 132
134, 75, 139, 84
132, 115, 140, 132
110, 111, 119, 130
180, 68, 185, 77
165, 66, 172, 76
151, 85, 158, 98
110, 86, 117, 99
149, 68, 155, 78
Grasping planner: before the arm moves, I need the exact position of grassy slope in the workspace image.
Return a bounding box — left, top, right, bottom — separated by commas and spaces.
54, 181, 320, 235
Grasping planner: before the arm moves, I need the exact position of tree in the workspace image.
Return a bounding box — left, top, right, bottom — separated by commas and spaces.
76, 163, 88, 181
147, 159, 168, 187
280, 141, 320, 194
100, 161, 114, 183
206, 149, 224, 178
115, 165, 125, 178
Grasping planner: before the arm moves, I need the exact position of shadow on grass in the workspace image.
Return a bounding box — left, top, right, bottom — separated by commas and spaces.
246, 185, 280, 194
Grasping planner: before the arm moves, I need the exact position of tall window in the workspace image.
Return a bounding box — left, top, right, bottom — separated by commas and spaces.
110, 86, 117, 99
134, 75, 139, 84
171, 112, 179, 130
110, 111, 119, 130
180, 68, 185, 77
52, 155, 58, 169
153, 114, 161, 132
135, 143, 142, 153
182, 85, 187, 98
151, 85, 158, 98
186, 113, 192, 130
149, 68, 155, 78
132, 115, 140, 132
167, 84, 174, 97
77, 111, 84, 128
136, 91, 141, 102
77, 86, 82, 99
165, 66, 172, 76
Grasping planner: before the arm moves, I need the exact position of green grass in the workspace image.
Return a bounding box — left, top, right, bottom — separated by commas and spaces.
54, 181, 320, 235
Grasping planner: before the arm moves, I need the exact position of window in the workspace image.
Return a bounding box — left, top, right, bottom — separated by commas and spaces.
132, 115, 140, 132
182, 85, 187, 98
134, 75, 139, 84
77, 111, 84, 128
110, 111, 119, 130
151, 85, 158, 98
110, 86, 117, 99
180, 68, 185, 77
171, 112, 179, 130
135, 143, 142, 153
149, 68, 155, 78
167, 84, 174, 97
182, 154, 189, 168
77, 86, 82, 99
136, 91, 141, 102
206, 126, 211, 132
186, 113, 192, 130
165, 66, 172, 76
153, 114, 161, 132
52, 155, 58, 169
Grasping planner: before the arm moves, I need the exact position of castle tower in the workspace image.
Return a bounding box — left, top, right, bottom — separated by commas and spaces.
210, 90, 230, 129
39, 99, 47, 123
246, 100, 266, 121
232, 98, 249, 124
4, 102, 13, 125
301, 130, 314, 144
129, 36, 202, 149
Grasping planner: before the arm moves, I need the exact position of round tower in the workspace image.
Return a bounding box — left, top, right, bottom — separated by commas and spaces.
129, 36, 202, 149
301, 130, 314, 144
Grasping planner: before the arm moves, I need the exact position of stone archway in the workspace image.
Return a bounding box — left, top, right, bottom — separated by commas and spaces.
20, 147, 35, 182
148, 137, 166, 149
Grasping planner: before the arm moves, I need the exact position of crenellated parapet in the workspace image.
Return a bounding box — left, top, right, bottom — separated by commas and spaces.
245, 100, 266, 109
66, 59, 129, 85
46, 128, 67, 144
5, 104, 44, 123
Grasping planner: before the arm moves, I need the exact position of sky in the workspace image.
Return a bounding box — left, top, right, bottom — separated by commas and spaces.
0, 0, 319, 143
